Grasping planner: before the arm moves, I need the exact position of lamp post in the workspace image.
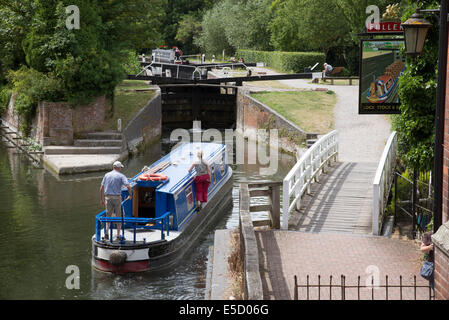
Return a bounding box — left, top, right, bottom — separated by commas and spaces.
401, 1, 448, 233
401, 9, 432, 58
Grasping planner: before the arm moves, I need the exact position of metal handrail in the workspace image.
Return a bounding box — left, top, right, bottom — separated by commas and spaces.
95, 202, 173, 243
282, 130, 338, 229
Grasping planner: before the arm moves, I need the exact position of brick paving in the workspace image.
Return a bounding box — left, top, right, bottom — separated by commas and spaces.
256, 231, 430, 300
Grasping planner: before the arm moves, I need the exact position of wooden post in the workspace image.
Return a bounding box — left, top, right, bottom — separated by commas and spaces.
294, 276, 298, 300
271, 184, 281, 229
394, 172, 398, 225
412, 168, 418, 238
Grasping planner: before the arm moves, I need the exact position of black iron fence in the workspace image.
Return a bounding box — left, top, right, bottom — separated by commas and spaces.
293, 275, 433, 300
393, 170, 433, 238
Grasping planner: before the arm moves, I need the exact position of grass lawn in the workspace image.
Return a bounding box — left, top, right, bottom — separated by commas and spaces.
244, 80, 294, 90
250, 91, 337, 134
102, 80, 156, 131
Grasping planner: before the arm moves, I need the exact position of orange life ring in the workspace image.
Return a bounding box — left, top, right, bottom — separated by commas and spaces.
149, 173, 168, 181
138, 172, 168, 181
138, 173, 150, 181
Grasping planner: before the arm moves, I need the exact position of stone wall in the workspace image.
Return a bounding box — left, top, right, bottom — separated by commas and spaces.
236, 88, 314, 155
123, 88, 162, 152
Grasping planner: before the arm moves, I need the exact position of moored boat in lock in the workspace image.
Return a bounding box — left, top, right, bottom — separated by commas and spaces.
91, 142, 233, 273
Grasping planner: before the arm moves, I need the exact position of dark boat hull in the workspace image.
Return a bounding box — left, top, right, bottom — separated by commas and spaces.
91, 168, 233, 273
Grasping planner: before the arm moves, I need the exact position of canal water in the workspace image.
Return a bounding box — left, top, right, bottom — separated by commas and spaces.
0, 137, 295, 300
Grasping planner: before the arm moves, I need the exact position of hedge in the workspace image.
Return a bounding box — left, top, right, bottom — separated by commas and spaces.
236, 49, 326, 73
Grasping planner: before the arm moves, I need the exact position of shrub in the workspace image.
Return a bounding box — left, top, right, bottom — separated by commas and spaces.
236, 49, 325, 73
122, 50, 142, 76
6, 66, 64, 135
0, 86, 12, 114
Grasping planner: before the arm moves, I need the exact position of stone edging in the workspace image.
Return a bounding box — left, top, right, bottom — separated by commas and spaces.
239, 183, 264, 300
123, 87, 162, 153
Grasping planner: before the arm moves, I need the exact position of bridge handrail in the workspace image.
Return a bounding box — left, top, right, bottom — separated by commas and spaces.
372, 131, 397, 235
282, 130, 339, 229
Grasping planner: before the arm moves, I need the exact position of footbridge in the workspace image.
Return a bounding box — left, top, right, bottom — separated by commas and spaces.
236, 129, 428, 301
282, 130, 398, 235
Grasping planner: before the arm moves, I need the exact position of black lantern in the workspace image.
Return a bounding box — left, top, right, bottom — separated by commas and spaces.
401, 9, 432, 57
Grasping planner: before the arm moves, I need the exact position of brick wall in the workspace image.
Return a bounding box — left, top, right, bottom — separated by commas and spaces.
3, 95, 108, 146
433, 222, 449, 299
72, 96, 107, 134
36, 101, 74, 145
3, 94, 21, 132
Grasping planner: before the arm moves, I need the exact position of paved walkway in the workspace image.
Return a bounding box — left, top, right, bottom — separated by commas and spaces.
256, 231, 428, 300
246, 69, 427, 300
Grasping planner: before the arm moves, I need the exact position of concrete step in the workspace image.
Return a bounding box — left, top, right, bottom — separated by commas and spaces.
86, 132, 122, 140
74, 139, 123, 147
44, 146, 122, 155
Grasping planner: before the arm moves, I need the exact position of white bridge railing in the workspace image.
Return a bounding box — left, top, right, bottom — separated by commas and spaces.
282, 130, 339, 229
372, 131, 397, 235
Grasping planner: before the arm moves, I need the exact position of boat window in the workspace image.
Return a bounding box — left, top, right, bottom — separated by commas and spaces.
186, 186, 194, 211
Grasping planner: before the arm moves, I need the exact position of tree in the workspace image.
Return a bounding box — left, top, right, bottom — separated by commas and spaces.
269, 0, 352, 53
160, 0, 216, 53
392, 0, 440, 171
175, 13, 203, 54
196, 0, 273, 55
334, 0, 393, 44
268, 0, 303, 51
0, 0, 168, 133
224, 0, 273, 51
0, 0, 34, 84
195, 1, 234, 55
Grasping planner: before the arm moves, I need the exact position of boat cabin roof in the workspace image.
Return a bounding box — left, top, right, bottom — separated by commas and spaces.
378, 75, 391, 83
130, 143, 225, 194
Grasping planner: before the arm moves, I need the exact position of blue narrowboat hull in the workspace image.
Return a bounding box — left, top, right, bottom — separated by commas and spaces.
91, 143, 233, 273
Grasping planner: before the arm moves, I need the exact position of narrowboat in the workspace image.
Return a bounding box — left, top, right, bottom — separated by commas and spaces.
366, 60, 406, 103
92, 142, 233, 273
